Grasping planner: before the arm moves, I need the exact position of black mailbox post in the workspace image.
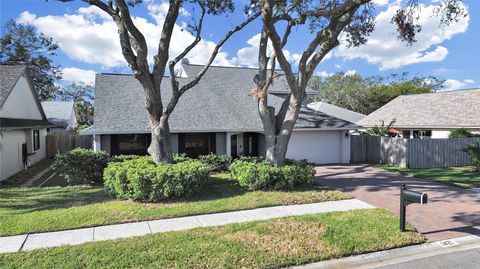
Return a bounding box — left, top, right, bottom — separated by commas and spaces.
400, 184, 428, 232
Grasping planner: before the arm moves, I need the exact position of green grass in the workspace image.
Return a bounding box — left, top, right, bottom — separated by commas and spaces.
378, 165, 480, 188
0, 173, 350, 236
0, 208, 424, 269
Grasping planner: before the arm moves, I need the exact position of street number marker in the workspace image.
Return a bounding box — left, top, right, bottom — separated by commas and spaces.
438, 240, 458, 247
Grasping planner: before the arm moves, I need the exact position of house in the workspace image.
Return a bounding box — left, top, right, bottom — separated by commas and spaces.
357, 89, 480, 138
308, 101, 365, 123
41, 101, 78, 132
83, 62, 359, 164
0, 65, 52, 181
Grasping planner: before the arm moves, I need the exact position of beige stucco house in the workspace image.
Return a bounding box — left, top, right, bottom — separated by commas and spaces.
0, 65, 52, 181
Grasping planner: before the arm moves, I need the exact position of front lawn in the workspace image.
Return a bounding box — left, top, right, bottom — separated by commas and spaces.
378, 165, 480, 188
0, 173, 350, 236
0, 209, 424, 269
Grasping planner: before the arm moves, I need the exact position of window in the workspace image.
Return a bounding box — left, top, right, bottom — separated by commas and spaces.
402, 130, 411, 139
33, 130, 40, 151
413, 130, 432, 139
179, 133, 216, 158
111, 134, 150, 155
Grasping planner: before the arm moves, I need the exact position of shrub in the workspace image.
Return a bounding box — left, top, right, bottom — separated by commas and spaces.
463, 138, 480, 172
111, 154, 142, 163
53, 148, 110, 185
229, 159, 314, 191
198, 154, 232, 172
449, 128, 476, 138
173, 153, 191, 163
103, 158, 209, 202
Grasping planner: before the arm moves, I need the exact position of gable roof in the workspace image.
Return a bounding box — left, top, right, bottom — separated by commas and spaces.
83, 64, 358, 135
41, 101, 75, 127
0, 65, 52, 130
0, 65, 27, 108
357, 89, 480, 128
308, 101, 365, 124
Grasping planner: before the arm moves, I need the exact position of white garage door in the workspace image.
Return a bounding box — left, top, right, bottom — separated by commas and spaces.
286, 130, 349, 164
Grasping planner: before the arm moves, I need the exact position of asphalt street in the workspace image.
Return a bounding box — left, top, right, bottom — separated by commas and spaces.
374, 247, 480, 269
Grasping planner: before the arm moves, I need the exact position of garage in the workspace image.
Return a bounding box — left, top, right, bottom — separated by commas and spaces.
286, 130, 351, 164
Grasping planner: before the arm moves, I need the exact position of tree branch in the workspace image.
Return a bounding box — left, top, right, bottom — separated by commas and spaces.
162, 11, 261, 115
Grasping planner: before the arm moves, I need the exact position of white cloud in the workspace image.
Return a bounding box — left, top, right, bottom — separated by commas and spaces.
315, 71, 334, 78
335, 3, 469, 70
345, 69, 357, 76
62, 67, 96, 86
17, 2, 233, 68
372, 0, 389, 6
233, 33, 327, 68
443, 78, 475, 91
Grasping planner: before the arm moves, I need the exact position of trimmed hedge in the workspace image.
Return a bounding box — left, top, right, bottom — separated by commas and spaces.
198, 154, 231, 172
229, 159, 315, 191
103, 157, 209, 202
52, 148, 110, 186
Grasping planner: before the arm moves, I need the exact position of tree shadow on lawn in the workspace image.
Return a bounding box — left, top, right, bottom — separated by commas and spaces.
1, 174, 331, 214
0, 186, 113, 213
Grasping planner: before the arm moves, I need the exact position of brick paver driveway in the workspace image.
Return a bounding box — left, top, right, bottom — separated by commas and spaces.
315, 165, 480, 241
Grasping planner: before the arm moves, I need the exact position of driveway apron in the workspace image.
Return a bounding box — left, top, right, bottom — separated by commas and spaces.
315, 165, 480, 241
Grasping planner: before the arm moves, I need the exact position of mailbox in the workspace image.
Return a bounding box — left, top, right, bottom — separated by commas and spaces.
400, 184, 428, 232
402, 189, 428, 205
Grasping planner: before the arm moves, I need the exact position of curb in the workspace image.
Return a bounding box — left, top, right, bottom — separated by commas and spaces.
292, 234, 480, 269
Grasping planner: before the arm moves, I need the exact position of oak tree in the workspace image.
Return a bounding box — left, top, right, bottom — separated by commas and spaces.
250, 0, 466, 164
59, 0, 259, 163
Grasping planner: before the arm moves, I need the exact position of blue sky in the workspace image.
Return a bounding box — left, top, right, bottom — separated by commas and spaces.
1, 0, 479, 91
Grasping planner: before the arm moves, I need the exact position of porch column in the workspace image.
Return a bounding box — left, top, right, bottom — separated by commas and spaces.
93, 134, 101, 152
226, 132, 231, 156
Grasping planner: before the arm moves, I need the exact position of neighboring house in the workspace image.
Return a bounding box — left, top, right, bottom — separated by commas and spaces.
308, 101, 365, 123
0, 65, 52, 181
41, 101, 78, 132
83, 62, 359, 164
357, 89, 480, 138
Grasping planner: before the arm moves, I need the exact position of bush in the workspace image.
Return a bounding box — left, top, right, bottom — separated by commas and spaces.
111, 154, 142, 163
173, 153, 192, 163
53, 148, 110, 185
449, 128, 476, 138
103, 157, 209, 202
463, 138, 480, 172
198, 154, 232, 172
229, 159, 314, 191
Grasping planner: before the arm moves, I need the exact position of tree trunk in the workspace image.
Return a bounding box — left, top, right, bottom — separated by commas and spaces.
148, 115, 173, 163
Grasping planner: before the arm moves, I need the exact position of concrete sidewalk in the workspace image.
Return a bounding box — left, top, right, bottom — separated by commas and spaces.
0, 199, 373, 254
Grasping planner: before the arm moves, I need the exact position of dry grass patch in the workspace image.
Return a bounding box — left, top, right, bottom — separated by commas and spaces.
0, 209, 424, 269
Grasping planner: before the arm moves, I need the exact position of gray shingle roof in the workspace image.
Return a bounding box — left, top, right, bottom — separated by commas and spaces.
41, 101, 75, 127
0, 65, 26, 108
83, 64, 358, 135
308, 101, 365, 124
357, 89, 480, 128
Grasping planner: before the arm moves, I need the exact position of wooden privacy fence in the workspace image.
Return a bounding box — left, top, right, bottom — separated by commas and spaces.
46, 132, 93, 158
351, 136, 477, 168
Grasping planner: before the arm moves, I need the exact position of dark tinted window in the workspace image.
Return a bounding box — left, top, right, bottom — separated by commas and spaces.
33, 130, 40, 150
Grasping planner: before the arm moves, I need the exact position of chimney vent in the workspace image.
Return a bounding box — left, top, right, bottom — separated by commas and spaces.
181, 58, 189, 65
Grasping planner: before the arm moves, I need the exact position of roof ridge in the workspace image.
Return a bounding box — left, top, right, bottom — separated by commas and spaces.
400, 88, 480, 98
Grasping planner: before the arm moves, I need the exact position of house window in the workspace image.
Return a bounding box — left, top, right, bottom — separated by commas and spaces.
413, 130, 432, 139
402, 130, 411, 139
111, 134, 150, 155
33, 130, 40, 151
179, 133, 216, 158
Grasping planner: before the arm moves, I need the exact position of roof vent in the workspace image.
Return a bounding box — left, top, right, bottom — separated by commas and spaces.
181, 58, 189, 65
